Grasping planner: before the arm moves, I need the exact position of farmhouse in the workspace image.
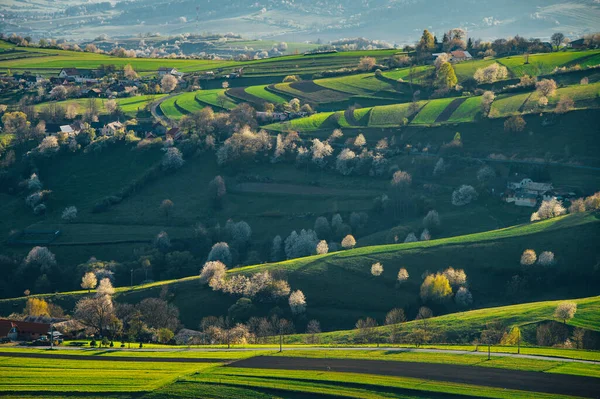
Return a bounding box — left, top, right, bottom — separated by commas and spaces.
508, 178, 553, 195
0, 319, 50, 341
158, 67, 183, 77
505, 191, 538, 207
450, 50, 473, 62
166, 127, 182, 140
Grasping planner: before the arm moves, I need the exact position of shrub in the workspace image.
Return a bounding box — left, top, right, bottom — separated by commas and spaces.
420, 273, 452, 303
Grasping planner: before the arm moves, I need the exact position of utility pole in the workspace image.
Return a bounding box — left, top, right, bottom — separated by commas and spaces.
49, 324, 54, 350
517, 330, 521, 354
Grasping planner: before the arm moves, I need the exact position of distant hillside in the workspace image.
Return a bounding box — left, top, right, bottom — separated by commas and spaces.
2, 0, 599, 43
1, 213, 598, 332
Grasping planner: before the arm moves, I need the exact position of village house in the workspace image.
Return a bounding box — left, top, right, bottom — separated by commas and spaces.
58, 68, 99, 84
0, 319, 50, 341
101, 121, 124, 136
166, 127, 182, 141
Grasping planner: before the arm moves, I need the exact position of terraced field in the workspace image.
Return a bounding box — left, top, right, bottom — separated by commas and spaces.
174, 92, 204, 114
243, 85, 289, 104
195, 89, 237, 110
446, 96, 483, 123
271, 81, 350, 104
159, 96, 186, 120
411, 97, 457, 125
317, 73, 396, 95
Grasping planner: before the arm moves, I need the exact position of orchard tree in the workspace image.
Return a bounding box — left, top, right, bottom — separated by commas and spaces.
207, 242, 232, 266
316, 240, 329, 255
341, 235, 356, 249
520, 249, 537, 266
61, 206, 78, 222
24, 246, 56, 272
96, 278, 115, 296
289, 290, 306, 314
455, 287, 473, 307
358, 57, 376, 71
397, 268, 409, 284
162, 147, 184, 171
124, 64, 138, 79
554, 302, 577, 324
161, 74, 178, 93
160, 199, 174, 218
538, 251, 555, 266
531, 199, 566, 221
451, 185, 478, 206
81, 272, 97, 292
504, 115, 526, 132
435, 62, 458, 89
423, 210, 441, 231
371, 262, 383, 276
536, 79, 557, 97
555, 96, 574, 114
385, 308, 406, 343
481, 91, 495, 116
208, 176, 227, 209
420, 273, 452, 303
199, 261, 227, 290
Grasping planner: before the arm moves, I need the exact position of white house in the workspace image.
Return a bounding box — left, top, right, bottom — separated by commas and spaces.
101, 121, 124, 136
157, 67, 183, 77
450, 50, 473, 62
508, 178, 553, 195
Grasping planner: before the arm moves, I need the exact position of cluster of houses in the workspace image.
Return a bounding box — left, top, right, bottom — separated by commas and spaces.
503, 177, 575, 207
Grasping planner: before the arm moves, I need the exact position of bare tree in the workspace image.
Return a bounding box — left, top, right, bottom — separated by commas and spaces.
160, 199, 174, 219
537, 251, 555, 266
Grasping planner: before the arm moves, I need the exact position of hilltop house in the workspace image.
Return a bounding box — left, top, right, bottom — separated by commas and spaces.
0, 319, 50, 341
504, 178, 554, 207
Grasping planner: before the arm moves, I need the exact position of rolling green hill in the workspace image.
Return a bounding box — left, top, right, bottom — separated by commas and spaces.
286, 295, 600, 344
2, 212, 598, 332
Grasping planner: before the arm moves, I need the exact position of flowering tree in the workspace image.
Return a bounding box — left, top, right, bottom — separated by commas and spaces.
289, 290, 307, 314
371, 262, 384, 276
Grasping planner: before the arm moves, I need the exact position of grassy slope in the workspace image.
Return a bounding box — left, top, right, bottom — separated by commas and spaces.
288, 295, 600, 344
33, 95, 165, 117
411, 97, 456, 125
1, 213, 598, 332
244, 85, 289, 104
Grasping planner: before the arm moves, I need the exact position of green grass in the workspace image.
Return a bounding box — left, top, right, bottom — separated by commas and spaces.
192, 367, 581, 399
317, 73, 396, 95
195, 89, 237, 110
368, 102, 420, 126
290, 294, 600, 345
265, 112, 336, 132
174, 91, 204, 114
498, 51, 600, 77
411, 97, 457, 125
160, 95, 187, 120
447, 96, 483, 122
0, 356, 219, 393
244, 85, 289, 104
